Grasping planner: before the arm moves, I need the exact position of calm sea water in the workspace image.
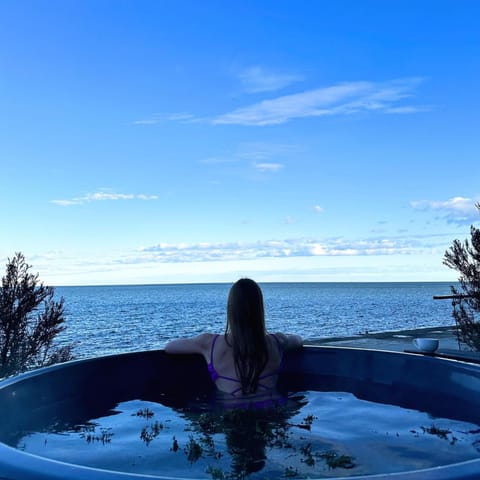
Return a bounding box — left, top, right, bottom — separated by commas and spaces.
54, 282, 455, 359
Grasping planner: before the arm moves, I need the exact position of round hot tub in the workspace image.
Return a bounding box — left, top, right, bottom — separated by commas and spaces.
1, 346, 480, 479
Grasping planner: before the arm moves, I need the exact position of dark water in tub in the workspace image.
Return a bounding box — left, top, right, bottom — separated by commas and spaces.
15, 390, 480, 478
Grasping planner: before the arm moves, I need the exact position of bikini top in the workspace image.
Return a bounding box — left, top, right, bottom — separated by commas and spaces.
207, 333, 283, 396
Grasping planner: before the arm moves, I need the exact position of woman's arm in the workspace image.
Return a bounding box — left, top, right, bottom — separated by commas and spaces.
273, 332, 303, 351
164, 332, 212, 356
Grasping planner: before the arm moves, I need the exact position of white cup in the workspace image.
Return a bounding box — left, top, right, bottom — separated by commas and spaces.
413, 338, 439, 353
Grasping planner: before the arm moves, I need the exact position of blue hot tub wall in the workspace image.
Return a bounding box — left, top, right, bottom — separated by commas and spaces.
0, 349, 214, 446
280, 347, 480, 425
1, 346, 480, 480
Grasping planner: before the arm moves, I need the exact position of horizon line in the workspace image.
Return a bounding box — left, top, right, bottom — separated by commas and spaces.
53, 279, 457, 288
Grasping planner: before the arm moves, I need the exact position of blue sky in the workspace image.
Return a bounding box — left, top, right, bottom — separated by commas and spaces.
1, 1, 479, 285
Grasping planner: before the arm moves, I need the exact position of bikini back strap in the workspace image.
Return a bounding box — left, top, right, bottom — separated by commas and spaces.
210, 334, 220, 364
270, 333, 282, 354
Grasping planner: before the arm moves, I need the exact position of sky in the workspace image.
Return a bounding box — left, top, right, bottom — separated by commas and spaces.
1, 0, 479, 286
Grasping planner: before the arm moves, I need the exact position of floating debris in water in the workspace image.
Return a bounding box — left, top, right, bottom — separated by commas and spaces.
79, 426, 113, 445
318, 450, 355, 470
171, 436, 179, 452
284, 466, 299, 477
205, 465, 226, 479
294, 414, 317, 431
185, 435, 203, 463
134, 408, 154, 419
140, 421, 164, 446
421, 425, 457, 445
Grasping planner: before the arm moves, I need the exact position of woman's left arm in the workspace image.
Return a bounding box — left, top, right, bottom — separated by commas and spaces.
164, 333, 212, 356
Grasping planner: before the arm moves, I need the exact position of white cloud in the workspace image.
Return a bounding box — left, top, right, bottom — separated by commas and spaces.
132, 112, 195, 125
132, 119, 159, 125
123, 234, 437, 265
213, 78, 426, 126
199, 156, 237, 165
238, 66, 302, 93
253, 162, 284, 172
29, 231, 457, 285
385, 105, 431, 114
166, 113, 196, 121
50, 199, 83, 206
313, 205, 324, 213
237, 142, 301, 161
199, 142, 297, 175
137, 194, 159, 200
411, 196, 480, 224
51, 191, 159, 206
86, 192, 134, 201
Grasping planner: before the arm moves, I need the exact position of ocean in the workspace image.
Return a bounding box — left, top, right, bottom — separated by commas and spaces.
55, 282, 456, 359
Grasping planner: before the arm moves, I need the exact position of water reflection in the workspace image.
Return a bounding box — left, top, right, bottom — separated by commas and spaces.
175, 395, 305, 478
11, 391, 480, 479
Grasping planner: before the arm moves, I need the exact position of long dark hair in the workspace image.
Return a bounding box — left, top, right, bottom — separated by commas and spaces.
225, 278, 268, 394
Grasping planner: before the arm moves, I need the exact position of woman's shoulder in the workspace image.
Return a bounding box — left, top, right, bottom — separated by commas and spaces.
196, 332, 217, 341
164, 332, 217, 355
191, 332, 218, 351
270, 332, 303, 351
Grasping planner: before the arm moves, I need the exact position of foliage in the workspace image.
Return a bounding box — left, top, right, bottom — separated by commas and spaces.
443, 203, 480, 350
0, 252, 74, 378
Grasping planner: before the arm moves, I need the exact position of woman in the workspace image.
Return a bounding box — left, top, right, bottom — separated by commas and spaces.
165, 278, 302, 406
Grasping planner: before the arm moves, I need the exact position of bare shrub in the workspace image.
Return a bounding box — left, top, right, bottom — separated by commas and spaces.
0, 252, 74, 377
443, 203, 480, 350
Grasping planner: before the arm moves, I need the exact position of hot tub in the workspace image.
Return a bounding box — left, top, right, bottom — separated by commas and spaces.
1, 346, 480, 479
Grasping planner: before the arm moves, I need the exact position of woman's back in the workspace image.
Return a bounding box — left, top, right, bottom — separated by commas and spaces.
207, 333, 283, 397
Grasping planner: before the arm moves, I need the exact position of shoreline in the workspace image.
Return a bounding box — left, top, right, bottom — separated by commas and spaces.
306, 325, 460, 352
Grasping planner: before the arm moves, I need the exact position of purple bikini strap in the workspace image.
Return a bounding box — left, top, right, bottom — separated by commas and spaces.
210, 334, 220, 364
270, 333, 282, 353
